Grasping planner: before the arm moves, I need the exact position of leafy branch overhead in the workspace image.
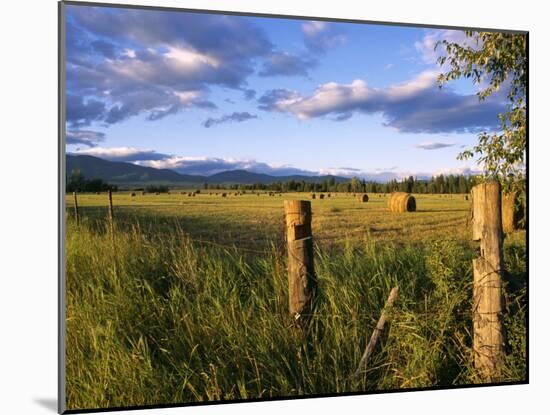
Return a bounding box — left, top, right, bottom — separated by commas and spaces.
436, 32, 527, 190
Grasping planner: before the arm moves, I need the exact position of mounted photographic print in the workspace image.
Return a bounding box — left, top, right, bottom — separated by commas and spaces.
59, 1, 528, 413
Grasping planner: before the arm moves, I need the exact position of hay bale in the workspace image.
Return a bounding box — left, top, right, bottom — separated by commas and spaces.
464, 194, 469, 201
311, 193, 316, 199
502, 191, 523, 233
388, 192, 416, 212
327, 193, 331, 198
319, 194, 325, 200
141, 191, 146, 195
221, 193, 227, 197
358, 194, 369, 203
130, 192, 136, 197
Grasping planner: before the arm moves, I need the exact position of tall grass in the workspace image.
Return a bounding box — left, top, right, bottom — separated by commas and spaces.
65, 217, 526, 411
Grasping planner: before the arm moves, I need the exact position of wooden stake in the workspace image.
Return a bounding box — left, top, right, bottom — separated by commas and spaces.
72, 191, 80, 227
284, 200, 316, 322
471, 182, 504, 379
353, 286, 399, 379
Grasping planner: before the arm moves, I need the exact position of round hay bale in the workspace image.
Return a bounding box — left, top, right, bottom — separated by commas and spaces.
388, 192, 416, 212
130, 192, 136, 197
358, 194, 369, 203
311, 193, 316, 199
327, 193, 331, 198
221, 193, 227, 197
319, 194, 325, 200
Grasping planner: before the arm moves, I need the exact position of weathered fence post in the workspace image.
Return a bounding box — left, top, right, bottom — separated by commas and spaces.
284, 200, 316, 322
502, 191, 519, 233
471, 181, 505, 379
73, 191, 80, 227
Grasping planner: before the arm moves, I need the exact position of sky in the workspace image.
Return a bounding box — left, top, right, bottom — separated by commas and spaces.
64, 4, 508, 181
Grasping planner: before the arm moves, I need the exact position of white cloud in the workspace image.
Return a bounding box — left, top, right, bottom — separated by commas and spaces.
258, 70, 504, 133
302, 21, 346, 53
66, 130, 105, 147
433, 166, 482, 176
165, 46, 220, 69
415, 141, 456, 150
414, 30, 476, 64
71, 146, 169, 162
302, 21, 328, 37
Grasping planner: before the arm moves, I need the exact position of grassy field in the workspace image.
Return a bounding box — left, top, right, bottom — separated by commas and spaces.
65, 191, 527, 410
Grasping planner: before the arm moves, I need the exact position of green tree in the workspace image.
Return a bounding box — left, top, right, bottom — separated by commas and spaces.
350, 176, 362, 193
437, 31, 527, 191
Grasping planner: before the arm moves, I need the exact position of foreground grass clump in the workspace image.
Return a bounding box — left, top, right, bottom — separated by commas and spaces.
65, 219, 526, 410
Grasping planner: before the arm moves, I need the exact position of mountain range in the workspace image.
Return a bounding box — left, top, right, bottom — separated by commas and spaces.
66, 155, 349, 185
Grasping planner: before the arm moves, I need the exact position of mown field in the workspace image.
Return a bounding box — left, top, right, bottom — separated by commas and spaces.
64, 191, 527, 411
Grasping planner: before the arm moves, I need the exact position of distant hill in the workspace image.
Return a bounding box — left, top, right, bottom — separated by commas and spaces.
66, 155, 349, 185
66, 155, 201, 183
208, 169, 347, 184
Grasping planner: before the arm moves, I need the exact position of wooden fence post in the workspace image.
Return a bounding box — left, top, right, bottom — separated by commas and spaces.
502, 191, 519, 233
284, 200, 316, 322
471, 181, 505, 379
73, 191, 80, 226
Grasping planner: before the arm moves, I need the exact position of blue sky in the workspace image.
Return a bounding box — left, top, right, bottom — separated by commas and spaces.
65, 5, 506, 181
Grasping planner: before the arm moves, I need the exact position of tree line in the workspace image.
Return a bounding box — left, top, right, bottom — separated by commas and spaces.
68, 170, 523, 196
66, 171, 117, 193
204, 174, 481, 194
